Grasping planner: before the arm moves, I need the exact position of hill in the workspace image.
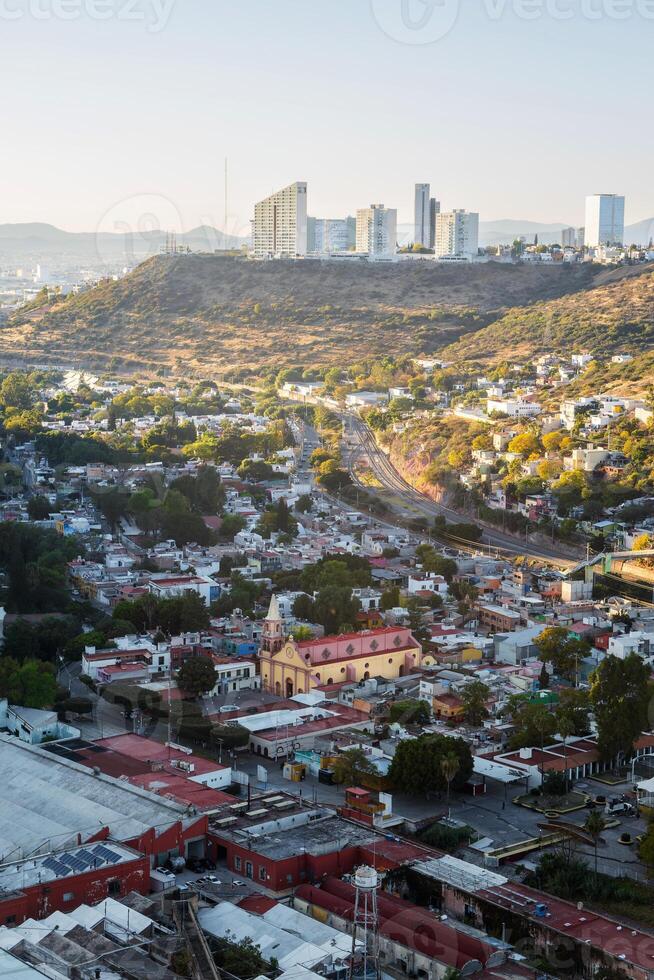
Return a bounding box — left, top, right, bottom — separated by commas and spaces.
2, 254, 599, 375
443, 262, 654, 366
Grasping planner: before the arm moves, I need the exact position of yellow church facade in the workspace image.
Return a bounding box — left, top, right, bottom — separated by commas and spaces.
259, 597, 431, 698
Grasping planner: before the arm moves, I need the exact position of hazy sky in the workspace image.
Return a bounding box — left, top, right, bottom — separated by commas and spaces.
2, 0, 653, 233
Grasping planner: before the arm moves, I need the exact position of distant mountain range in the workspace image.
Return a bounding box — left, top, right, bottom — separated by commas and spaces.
0, 223, 245, 263
1, 217, 653, 265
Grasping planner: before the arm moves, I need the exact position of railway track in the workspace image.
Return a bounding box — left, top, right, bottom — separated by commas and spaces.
345, 414, 575, 568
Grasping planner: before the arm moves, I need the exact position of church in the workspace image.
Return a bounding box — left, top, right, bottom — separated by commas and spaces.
258, 596, 430, 698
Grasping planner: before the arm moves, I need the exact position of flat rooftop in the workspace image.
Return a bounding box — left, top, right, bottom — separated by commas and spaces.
41, 735, 234, 811
208, 795, 378, 860
0, 735, 186, 859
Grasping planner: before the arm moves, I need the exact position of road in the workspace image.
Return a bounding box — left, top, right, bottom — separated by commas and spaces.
344, 414, 576, 568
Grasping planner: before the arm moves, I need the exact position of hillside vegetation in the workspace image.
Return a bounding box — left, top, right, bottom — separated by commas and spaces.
444, 262, 654, 365
3, 254, 598, 375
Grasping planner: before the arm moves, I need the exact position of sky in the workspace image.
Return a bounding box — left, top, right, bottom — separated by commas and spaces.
1, 0, 653, 233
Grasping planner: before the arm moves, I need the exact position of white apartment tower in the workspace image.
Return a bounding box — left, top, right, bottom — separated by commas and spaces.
435, 210, 479, 260
356, 204, 397, 256
253, 182, 308, 258
584, 194, 625, 248
414, 184, 440, 247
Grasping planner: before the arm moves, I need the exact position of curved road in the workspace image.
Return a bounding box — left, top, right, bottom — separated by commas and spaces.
345, 414, 576, 567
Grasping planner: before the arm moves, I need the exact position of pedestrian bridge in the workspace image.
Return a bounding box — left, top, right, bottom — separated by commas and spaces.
564, 549, 654, 578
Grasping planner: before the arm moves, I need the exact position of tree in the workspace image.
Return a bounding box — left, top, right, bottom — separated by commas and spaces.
508, 432, 541, 458
94, 488, 129, 532
210, 723, 250, 753
460, 680, 489, 726
638, 823, 654, 871
0, 372, 35, 410
292, 593, 316, 621
534, 627, 586, 683
332, 748, 376, 787
414, 545, 457, 582
538, 664, 550, 690
590, 653, 650, 761
632, 532, 654, 568
218, 514, 246, 541
291, 625, 313, 641
54, 696, 93, 716
176, 656, 217, 697
507, 701, 557, 750
389, 734, 473, 797
556, 688, 591, 737
238, 458, 275, 482
295, 494, 313, 513
213, 936, 272, 980
388, 699, 431, 725
313, 586, 361, 636
584, 810, 606, 879
441, 751, 461, 804
0, 657, 57, 708
27, 496, 52, 521
380, 587, 400, 611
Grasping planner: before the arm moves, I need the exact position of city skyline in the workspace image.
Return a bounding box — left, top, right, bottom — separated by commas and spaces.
1, 1, 653, 232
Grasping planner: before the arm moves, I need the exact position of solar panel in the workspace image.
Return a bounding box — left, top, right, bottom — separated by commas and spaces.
77, 849, 100, 865
92, 844, 121, 863
73, 855, 93, 870
65, 857, 88, 872
43, 858, 70, 876
42, 857, 63, 873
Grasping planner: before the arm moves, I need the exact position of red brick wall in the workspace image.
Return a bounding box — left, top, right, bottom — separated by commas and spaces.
0, 856, 150, 927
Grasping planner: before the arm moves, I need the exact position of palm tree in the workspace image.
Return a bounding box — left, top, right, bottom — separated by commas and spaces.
584, 810, 606, 881
557, 713, 574, 795
441, 752, 461, 807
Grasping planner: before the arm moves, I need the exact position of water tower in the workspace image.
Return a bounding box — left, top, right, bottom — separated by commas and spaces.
348, 866, 381, 980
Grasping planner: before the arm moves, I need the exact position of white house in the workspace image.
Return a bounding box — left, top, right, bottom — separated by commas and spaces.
148, 574, 220, 606
210, 658, 259, 695
408, 573, 448, 596
0, 700, 79, 745
487, 398, 541, 418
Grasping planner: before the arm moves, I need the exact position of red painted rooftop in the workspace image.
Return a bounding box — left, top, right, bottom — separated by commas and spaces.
296, 626, 411, 648
479, 881, 654, 972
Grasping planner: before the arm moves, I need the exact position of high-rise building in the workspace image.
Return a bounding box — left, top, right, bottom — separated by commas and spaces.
414, 184, 440, 248
414, 183, 430, 247
429, 197, 440, 248
584, 194, 625, 248
561, 227, 576, 248
356, 204, 397, 256
435, 210, 479, 259
253, 181, 308, 258
307, 216, 356, 253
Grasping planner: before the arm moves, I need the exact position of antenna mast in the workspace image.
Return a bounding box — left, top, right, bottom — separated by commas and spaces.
224, 157, 228, 241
